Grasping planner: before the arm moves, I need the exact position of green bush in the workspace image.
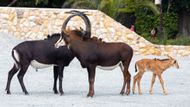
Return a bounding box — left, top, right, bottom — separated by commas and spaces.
135, 12, 178, 43
166, 36, 190, 45
146, 36, 190, 45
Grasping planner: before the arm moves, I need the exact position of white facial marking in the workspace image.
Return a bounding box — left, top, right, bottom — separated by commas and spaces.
30, 60, 53, 69
97, 61, 122, 70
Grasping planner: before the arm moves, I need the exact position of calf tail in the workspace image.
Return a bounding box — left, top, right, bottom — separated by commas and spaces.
12, 49, 20, 69
135, 63, 137, 72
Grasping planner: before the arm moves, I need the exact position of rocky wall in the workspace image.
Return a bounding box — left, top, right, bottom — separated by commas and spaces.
0, 7, 190, 56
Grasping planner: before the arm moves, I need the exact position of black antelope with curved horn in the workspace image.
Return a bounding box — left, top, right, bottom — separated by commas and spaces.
5, 33, 75, 95
60, 11, 133, 97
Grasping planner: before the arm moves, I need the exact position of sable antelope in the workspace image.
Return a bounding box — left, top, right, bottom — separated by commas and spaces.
59, 11, 133, 97
5, 33, 75, 95
132, 55, 179, 95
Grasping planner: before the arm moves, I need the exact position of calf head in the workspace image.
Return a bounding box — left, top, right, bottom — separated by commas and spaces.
167, 55, 179, 69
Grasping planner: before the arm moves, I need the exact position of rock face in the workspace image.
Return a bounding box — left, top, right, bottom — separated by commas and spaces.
0, 7, 189, 56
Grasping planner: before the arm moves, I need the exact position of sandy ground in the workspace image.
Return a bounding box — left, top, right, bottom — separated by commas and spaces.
0, 32, 189, 107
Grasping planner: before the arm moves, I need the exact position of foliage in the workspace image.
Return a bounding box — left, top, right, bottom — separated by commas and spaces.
162, 13, 178, 38
147, 36, 190, 45
135, 12, 178, 40
63, 0, 159, 19
173, 0, 190, 12
1, 0, 64, 7
63, 0, 124, 18
5, 0, 48, 7
15, 0, 36, 7
35, 0, 48, 5
119, 0, 160, 15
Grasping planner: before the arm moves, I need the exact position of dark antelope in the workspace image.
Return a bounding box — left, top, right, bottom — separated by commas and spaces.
60, 11, 133, 97
5, 33, 74, 95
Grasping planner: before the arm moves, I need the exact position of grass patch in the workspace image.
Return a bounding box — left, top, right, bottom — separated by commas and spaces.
145, 36, 190, 45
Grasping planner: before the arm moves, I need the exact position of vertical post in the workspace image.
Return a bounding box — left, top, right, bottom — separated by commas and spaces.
160, 0, 164, 44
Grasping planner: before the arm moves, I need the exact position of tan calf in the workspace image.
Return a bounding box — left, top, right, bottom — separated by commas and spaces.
132, 55, 179, 95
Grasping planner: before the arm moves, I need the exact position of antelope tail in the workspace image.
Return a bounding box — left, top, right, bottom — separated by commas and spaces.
12, 49, 20, 69
135, 63, 137, 72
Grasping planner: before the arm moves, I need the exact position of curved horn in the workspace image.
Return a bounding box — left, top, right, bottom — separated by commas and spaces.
65, 10, 86, 14
62, 11, 91, 38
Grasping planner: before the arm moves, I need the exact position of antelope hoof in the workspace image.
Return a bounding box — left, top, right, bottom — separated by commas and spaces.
126, 89, 130, 95
132, 89, 135, 94
132, 91, 135, 94
120, 91, 124, 95
53, 90, 58, 94
24, 92, 29, 95
87, 92, 94, 98
163, 91, 168, 95
149, 90, 153, 95
54, 91, 58, 94
60, 91, 64, 96
138, 92, 142, 95
6, 90, 11, 95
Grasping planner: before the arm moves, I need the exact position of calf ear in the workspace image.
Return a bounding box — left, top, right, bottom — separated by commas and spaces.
167, 54, 173, 59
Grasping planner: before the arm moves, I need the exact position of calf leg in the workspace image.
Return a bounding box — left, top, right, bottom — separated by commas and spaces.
58, 66, 64, 95
149, 74, 156, 94
132, 73, 139, 94
5, 64, 19, 94
53, 66, 59, 94
158, 74, 167, 95
137, 75, 143, 95
17, 64, 29, 95
87, 66, 96, 97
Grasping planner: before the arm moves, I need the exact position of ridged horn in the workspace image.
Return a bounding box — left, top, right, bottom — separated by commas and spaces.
62, 11, 91, 38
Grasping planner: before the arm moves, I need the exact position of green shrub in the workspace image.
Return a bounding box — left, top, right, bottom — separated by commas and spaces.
166, 36, 190, 45
135, 12, 178, 44
145, 36, 190, 45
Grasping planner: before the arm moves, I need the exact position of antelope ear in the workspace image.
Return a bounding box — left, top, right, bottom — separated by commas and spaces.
79, 27, 86, 37
79, 27, 83, 31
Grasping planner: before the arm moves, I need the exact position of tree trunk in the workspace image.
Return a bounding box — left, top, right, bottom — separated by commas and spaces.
179, 9, 190, 36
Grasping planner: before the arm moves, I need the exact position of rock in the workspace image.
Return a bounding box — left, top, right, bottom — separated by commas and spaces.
0, 7, 190, 56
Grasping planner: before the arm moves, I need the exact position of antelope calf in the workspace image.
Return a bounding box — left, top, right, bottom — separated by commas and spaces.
132, 55, 179, 95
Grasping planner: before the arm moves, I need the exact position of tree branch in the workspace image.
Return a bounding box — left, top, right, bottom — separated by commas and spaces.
7, 0, 17, 7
